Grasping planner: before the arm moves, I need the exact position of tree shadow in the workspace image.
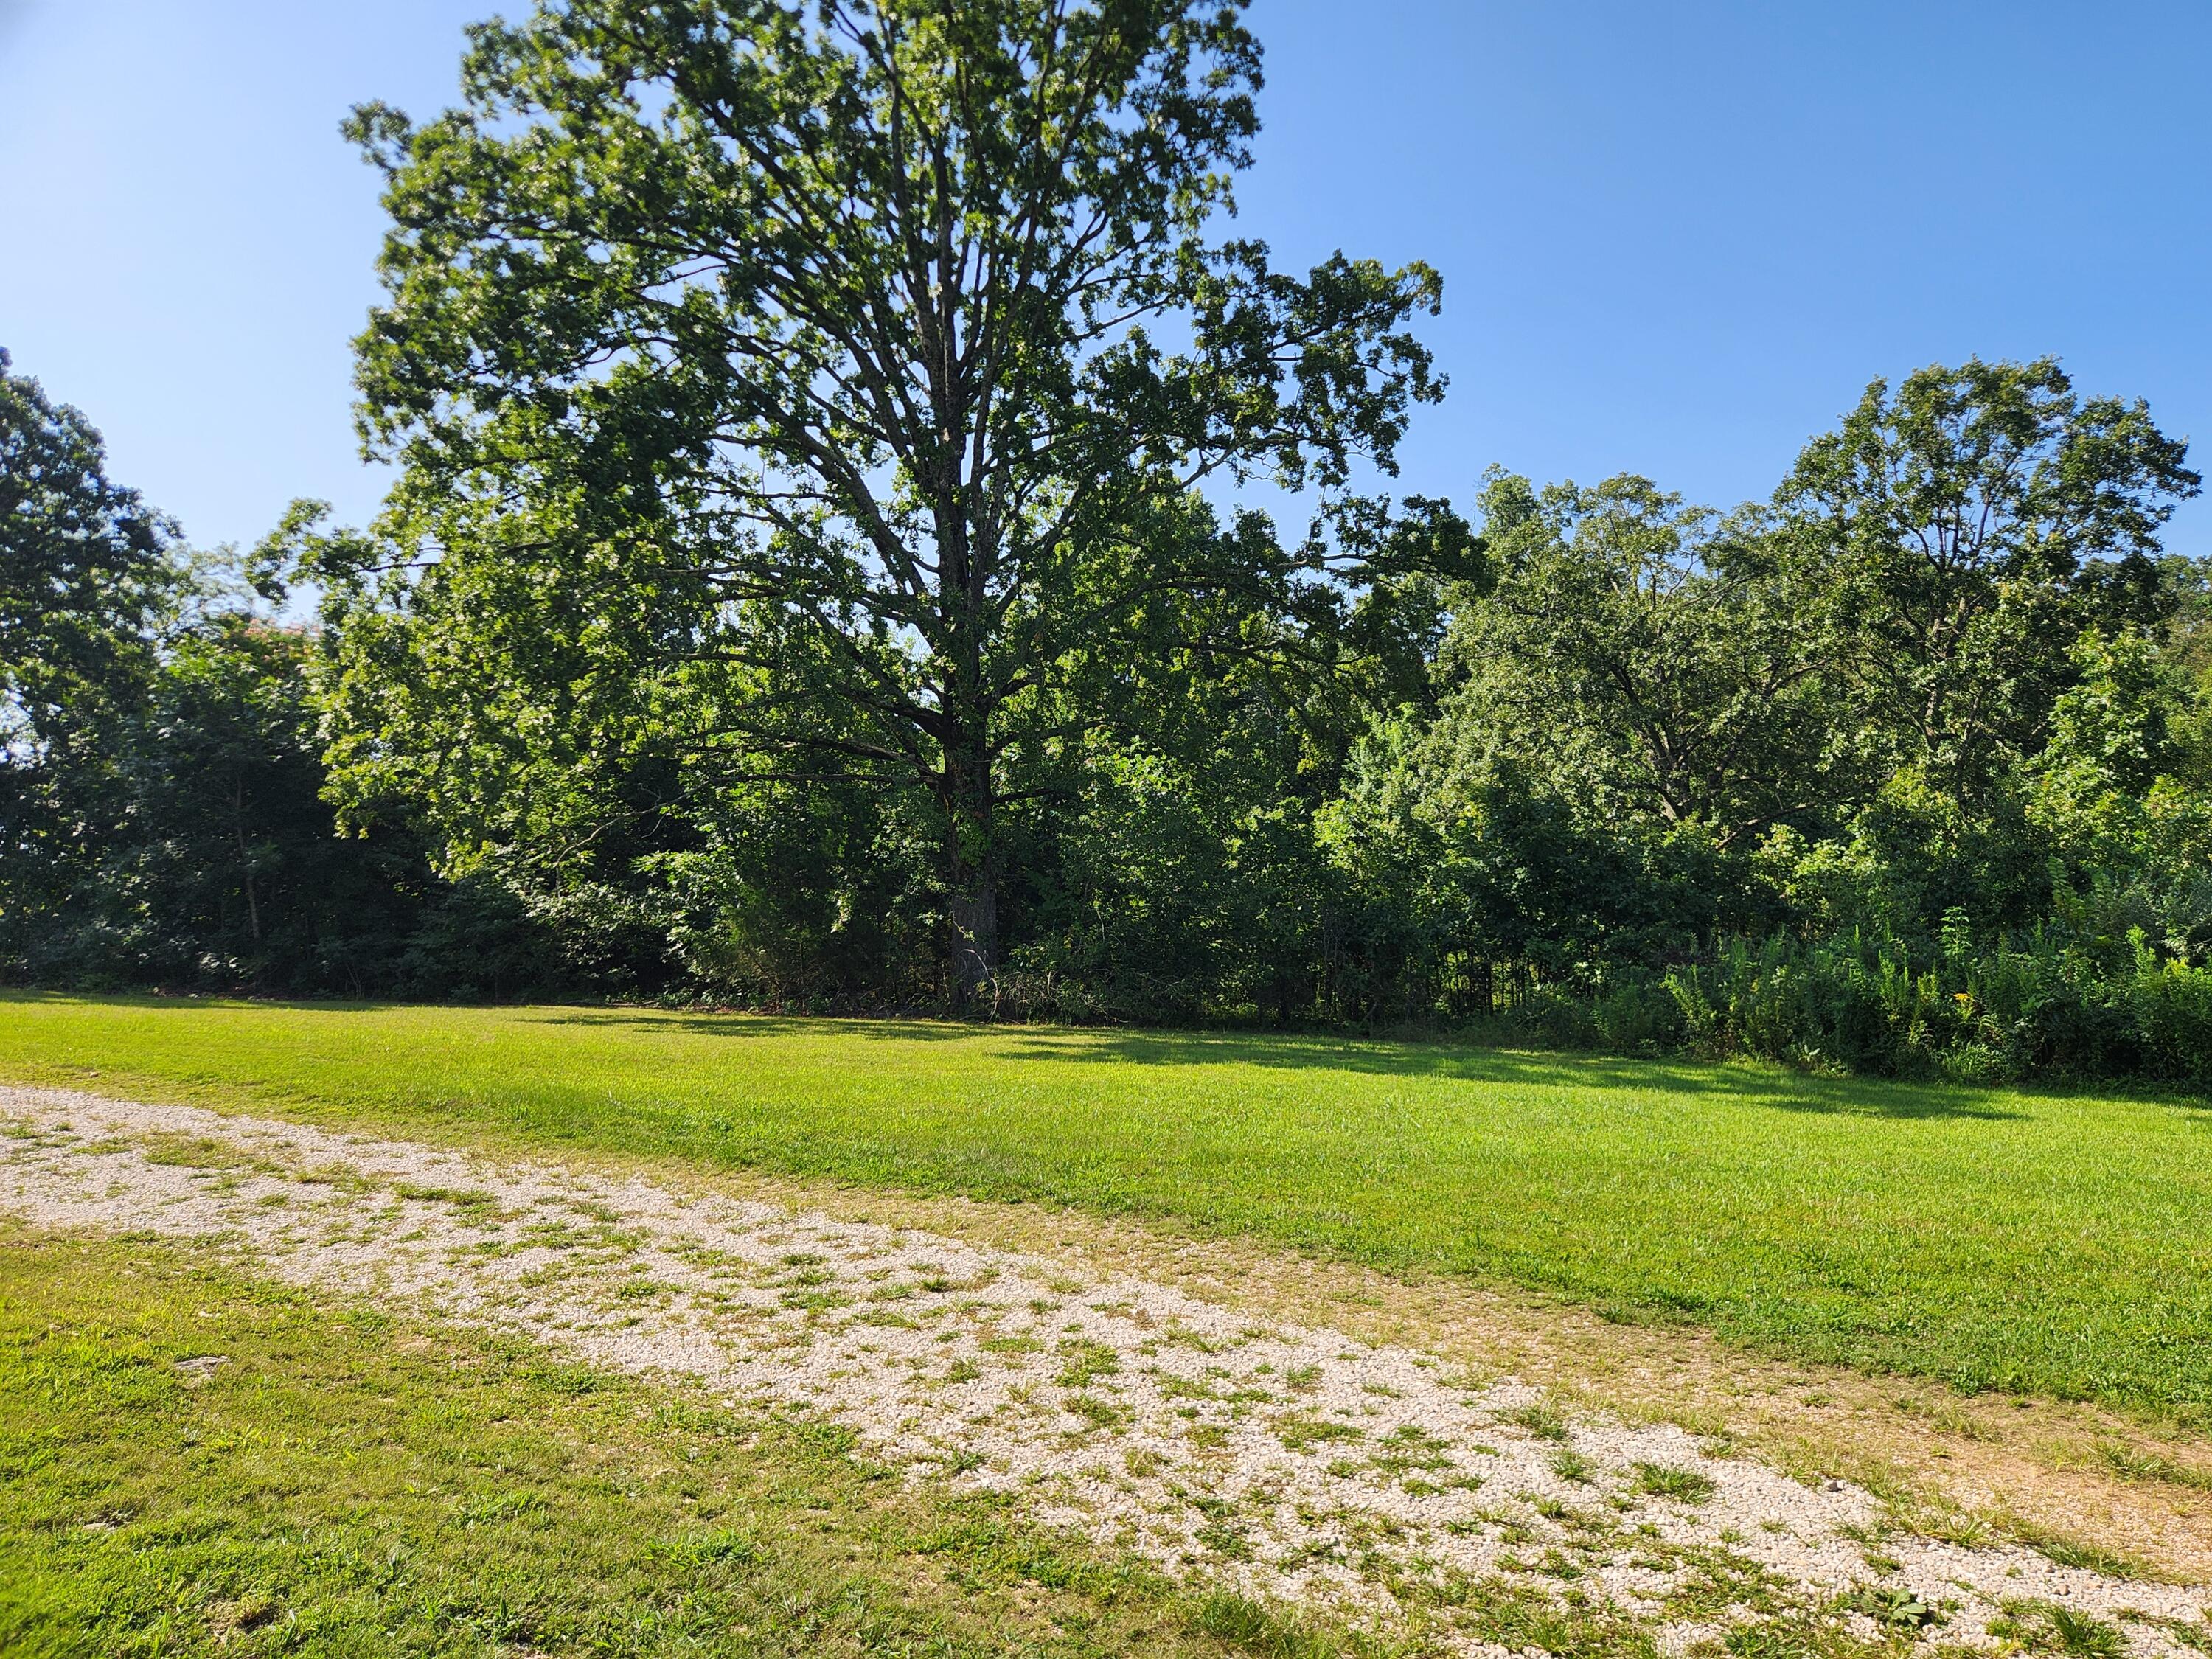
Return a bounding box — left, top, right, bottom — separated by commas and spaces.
534, 1009, 982, 1044
532, 1005, 2025, 1121
992, 1027, 2028, 1121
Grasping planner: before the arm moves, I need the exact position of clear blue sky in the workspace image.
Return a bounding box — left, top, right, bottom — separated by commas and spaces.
2, 1, 2206, 556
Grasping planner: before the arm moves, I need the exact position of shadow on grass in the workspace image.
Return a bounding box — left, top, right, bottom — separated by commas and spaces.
529, 1005, 2025, 1121
538, 1009, 984, 1044
1002, 1029, 2029, 1121
37, 990, 2200, 1121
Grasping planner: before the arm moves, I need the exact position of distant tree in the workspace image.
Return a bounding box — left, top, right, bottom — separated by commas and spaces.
336, 0, 1463, 996
0, 357, 509, 995
31, 618, 434, 992
0, 347, 177, 738
0, 347, 182, 961
1773, 357, 2200, 797
1438, 472, 1842, 852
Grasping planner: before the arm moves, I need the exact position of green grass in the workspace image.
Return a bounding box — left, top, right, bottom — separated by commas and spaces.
7, 993, 2212, 1419
0, 1226, 1336, 1658
1632, 1464, 1717, 1505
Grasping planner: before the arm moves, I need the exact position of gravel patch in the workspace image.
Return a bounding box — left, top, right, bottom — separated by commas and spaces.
4, 1084, 2204, 1655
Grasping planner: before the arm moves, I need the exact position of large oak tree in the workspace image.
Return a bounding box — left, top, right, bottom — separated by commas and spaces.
336, 0, 1456, 991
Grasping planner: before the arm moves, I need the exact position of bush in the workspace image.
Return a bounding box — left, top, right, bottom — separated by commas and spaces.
1508, 985, 1599, 1048
1638, 914, 2212, 1088
2134, 942, 2212, 1082
1590, 975, 1685, 1053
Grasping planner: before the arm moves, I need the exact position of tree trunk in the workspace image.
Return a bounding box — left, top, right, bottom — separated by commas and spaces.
948, 863, 999, 1004
941, 732, 999, 1006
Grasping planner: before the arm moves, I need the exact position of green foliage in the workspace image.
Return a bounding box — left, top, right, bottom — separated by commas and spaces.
1630, 1464, 1715, 1504
1, 347, 181, 968
1307, 362, 2206, 1076
1440, 470, 1840, 852
333, 0, 1458, 993
0, 370, 650, 1001
0, 574, 610, 999
21, 619, 420, 992
1989, 1604, 2129, 1659
1774, 356, 2197, 800
1655, 916, 2212, 1086
0, 347, 177, 738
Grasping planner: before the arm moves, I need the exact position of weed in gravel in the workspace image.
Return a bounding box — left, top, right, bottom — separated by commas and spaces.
1664, 1546, 1782, 1620
1992, 1603, 2129, 1659
139, 1133, 255, 1169
1726, 1611, 1892, 1659
1371, 1424, 1453, 1478
1550, 1448, 1596, 1484
778, 1286, 852, 1312
1154, 1376, 1216, 1408
1632, 1462, 1715, 1503
1902, 1505, 1989, 1548
2011, 1526, 2148, 1580
1065, 1393, 1128, 1430
1500, 1402, 1570, 1441
1055, 1339, 1121, 1388
1444, 1577, 1658, 1659
1196, 1518, 1253, 1560
1273, 1415, 1366, 1453
1845, 1585, 1936, 1630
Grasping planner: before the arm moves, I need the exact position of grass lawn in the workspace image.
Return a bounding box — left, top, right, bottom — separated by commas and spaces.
5, 993, 2212, 1422
1, 1226, 1332, 1658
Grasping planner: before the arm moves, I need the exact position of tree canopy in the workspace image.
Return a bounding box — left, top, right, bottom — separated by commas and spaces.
335, 0, 1462, 992
1, 347, 176, 748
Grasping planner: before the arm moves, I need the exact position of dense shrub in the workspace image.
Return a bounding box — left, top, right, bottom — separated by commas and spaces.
2132, 946, 2212, 1082
1640, 919, 2212, 1086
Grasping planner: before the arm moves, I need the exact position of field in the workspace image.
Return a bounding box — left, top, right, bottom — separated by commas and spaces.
6, 993, 2212, 1420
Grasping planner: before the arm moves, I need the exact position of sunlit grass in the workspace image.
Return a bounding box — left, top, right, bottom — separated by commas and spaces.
0, 1228, 1291, 1658
6, 992, 2212, 1419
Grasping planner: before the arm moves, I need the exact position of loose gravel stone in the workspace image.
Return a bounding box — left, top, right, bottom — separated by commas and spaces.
4, 1085, 2205, 1655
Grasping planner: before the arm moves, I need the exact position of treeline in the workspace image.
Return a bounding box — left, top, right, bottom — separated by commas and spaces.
7, 344, 2209, 1083
5, 1, 2209, 1085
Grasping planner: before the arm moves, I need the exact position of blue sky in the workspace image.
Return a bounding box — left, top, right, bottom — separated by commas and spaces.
2, 1, 2206, 557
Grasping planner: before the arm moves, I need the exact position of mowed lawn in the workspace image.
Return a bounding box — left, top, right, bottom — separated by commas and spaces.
1, 1229, 1284, 1659
7, 994, 2212, 1421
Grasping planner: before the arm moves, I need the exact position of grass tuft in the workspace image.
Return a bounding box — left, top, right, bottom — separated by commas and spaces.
1992, 1603, 2129, 1659
1500, 1402, 1569, 1441
1632, 1463, 1716, 1503
2097, 1440, 2212, 1492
